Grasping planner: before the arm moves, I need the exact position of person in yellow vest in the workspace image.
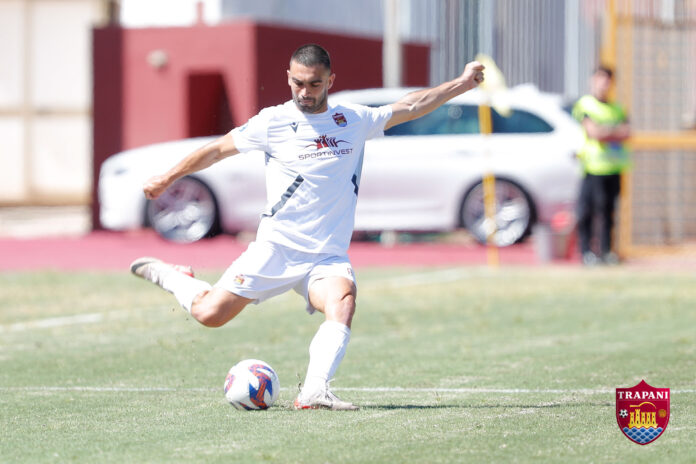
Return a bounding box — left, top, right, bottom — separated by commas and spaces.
572, 66, 631, 265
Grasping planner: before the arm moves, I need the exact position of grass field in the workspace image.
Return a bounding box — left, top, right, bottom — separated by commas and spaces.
1, 266, 695, 463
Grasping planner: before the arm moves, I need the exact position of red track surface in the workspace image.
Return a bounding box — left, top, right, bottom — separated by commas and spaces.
0, 230, 572, 272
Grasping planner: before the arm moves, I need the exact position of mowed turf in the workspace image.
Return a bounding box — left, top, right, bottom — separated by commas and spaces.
1, 267, 694, 463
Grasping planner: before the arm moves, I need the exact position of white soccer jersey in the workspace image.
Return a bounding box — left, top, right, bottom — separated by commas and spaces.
231, 100, 392, 254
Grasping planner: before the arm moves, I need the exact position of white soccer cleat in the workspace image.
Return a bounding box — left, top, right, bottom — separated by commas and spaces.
293, 386, 359, 411
130, 256, 194, 287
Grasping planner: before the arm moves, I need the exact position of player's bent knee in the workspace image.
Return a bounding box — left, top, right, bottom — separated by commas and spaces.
190, 290, 250, 328
191, 303, 227, 327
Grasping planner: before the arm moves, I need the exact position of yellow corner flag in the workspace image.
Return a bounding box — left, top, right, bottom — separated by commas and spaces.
475, 53, 511, 117
474, 54, 510, 267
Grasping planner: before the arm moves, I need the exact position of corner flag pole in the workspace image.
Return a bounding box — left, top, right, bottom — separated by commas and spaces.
478, 102, 499, 267
475, 54, 509, 268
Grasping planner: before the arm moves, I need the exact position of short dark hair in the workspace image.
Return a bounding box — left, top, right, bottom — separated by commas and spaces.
290, 44, 331, 71
595, 65, 614, 79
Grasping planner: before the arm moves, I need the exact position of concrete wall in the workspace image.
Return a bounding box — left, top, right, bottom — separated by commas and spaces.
0, 0, 106, 205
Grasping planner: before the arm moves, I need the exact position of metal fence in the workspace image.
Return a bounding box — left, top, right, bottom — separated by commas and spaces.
221, 0, 599, 95
628, 149, 696, 246
609, 0, 696, 255
405, 0, 696, 255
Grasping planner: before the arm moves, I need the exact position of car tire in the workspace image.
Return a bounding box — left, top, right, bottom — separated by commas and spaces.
145, 176, 219, 243
460, 178, 534, 247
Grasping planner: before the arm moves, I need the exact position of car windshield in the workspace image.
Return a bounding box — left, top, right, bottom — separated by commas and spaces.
379, 104, 554, 136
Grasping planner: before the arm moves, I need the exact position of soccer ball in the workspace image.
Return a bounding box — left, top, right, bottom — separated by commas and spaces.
223, 359, 280, 410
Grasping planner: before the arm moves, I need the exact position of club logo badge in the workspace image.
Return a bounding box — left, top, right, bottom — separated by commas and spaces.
332, 112, 347, 127
616, 380, 670, 445
311, 134, 348, 149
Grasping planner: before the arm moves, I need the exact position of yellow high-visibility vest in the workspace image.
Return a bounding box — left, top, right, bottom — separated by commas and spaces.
572, 95, 630, 176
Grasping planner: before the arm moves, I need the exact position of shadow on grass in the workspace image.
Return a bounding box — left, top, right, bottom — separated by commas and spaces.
365, 401, 612, 410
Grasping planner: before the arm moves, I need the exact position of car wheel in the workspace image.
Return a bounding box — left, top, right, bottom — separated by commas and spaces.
146, 176, 219, 243
460, 178, 534, 247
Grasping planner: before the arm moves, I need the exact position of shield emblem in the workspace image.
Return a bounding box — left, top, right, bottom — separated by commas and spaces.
332, 112, 347, 127
616, 380, 670, 445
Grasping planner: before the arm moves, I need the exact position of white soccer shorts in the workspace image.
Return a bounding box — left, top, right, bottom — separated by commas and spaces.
214, 241, 356, 314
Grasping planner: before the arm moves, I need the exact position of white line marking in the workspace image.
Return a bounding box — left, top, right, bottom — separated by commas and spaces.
1, 386, 694, 394
364, 268, 474, 289
337, 387, 696, 394
336, 387, 615, 394
0, 386, 212, 392
0, 313, 103, 333
0, 268, 470, 334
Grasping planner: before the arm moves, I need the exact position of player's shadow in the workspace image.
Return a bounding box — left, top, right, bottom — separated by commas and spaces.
366, 401, 611, 410
366, 404, 461, 410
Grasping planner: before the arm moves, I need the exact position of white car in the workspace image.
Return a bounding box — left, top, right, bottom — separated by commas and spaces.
99, 85, 583, 246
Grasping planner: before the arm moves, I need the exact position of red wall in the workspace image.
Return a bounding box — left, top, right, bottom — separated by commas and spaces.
92, 21, 430, 227
119, 21, 258, 148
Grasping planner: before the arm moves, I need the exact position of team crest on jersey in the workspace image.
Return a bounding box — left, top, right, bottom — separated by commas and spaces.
332, 112, 347, 127
616, 380, 670, 445
289, 121, 299, 132
234, 274, 245, 285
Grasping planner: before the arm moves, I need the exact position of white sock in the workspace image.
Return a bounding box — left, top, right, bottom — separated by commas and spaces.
158, 267, 212, 314
301, 321, 351, 397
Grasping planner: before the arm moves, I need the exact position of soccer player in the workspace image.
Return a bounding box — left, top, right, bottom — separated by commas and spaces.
131, 44, 484, 410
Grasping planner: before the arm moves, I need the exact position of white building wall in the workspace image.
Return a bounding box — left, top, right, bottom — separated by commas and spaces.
0, 0, 105, 205
0, 1, 26, 201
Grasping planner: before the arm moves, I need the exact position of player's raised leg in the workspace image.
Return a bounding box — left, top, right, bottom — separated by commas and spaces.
295, 276, 359, 411
130, 256, 252, 327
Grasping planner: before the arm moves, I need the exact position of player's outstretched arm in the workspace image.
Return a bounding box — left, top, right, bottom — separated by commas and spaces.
143, 133, 239, 200
385, 61, 484, 130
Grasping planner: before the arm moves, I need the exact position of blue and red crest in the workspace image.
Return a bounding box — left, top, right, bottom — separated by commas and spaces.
332, 112, 347, 127
616, 380, 670, 445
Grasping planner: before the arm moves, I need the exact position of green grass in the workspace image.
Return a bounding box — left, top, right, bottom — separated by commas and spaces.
1, 266, 695, 463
